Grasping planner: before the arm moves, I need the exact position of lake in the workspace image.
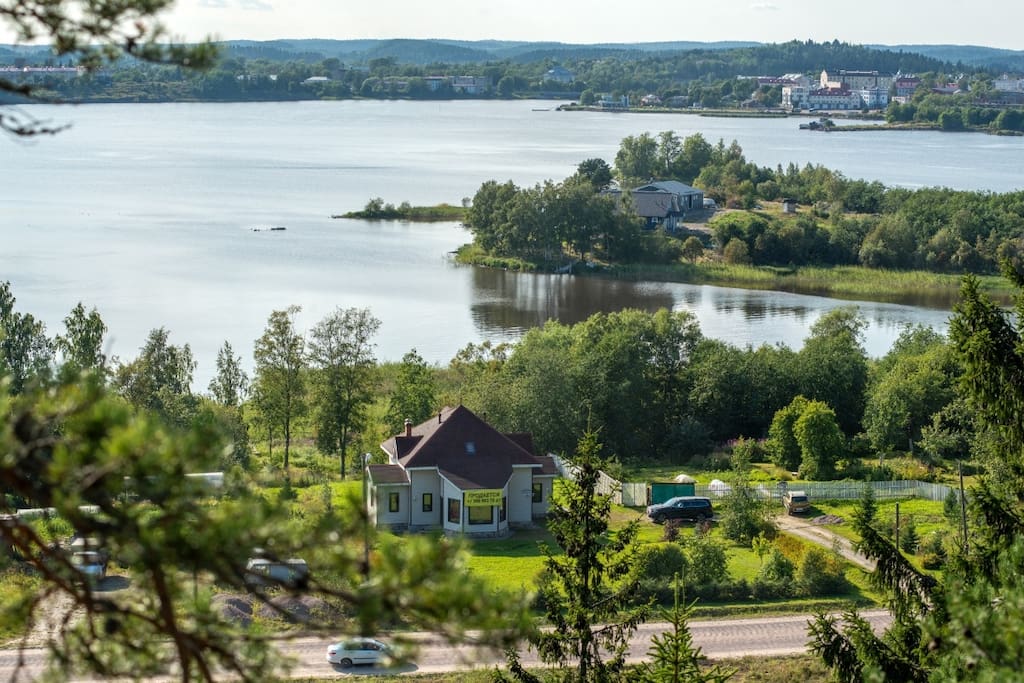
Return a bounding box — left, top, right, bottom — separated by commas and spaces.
3, 100, 1020, 387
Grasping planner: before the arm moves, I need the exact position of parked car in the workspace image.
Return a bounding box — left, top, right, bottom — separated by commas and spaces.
69, 536, 108, 584
646, 496, 714, 524
71, 550, 108, 582
783, 490, 811, 514
244, 557, 309, 588
325, 638, 391, 668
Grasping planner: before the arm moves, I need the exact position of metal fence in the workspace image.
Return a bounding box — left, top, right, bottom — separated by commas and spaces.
550, 454, 647, 507
695, 479, 955, 503
548, 454, 955, 507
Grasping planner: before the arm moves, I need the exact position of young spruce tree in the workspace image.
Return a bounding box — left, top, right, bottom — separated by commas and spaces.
500, 430, 648, 682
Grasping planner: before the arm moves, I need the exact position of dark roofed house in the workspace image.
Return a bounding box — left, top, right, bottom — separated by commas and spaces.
367, 406, 558, 536
605, 180, 704, 230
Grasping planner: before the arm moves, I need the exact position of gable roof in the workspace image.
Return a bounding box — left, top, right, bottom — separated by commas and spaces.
381, 406, 542, 489
634, 180, 702, 196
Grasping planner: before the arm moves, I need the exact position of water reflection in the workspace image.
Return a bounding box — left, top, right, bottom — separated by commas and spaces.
470, 268, 677, 334
468, 269, 953, 358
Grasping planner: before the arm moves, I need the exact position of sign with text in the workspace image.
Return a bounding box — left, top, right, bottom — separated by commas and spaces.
464, 489, 502, 506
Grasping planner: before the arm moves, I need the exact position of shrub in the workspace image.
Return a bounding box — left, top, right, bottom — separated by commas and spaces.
662, 518, 682, 542
682, 535, 729, 586
758, 546, 795, 583
899, 516, 920, 554
718, 482, 773, 544
639, 543, 688, 581
796, 547, 847, 596
751, 578, 793, 600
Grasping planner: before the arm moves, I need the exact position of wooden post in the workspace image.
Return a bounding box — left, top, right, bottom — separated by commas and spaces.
895, 502, 900, 549
959, 460, 968, 552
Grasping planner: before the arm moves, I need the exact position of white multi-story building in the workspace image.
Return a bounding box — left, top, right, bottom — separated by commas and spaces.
820, 69, 894, 92
994, 74, 1024, 92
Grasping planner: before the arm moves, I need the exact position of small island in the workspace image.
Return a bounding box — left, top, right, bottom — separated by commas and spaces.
333, 197, 467, 222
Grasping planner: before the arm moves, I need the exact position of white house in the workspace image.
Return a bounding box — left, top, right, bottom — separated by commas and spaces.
366, 406, 558, 536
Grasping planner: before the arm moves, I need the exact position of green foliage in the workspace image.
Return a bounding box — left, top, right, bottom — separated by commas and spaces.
252, 306, 306, 469
307, 307, 380, 478
758, 546, 795, 584
899, 516, 919, 554
766, 396, 810, 472
794, 401, 845, 480
0, 281, 54, 395
638, 543, 687, 580
0, 381, 534, 681
384, 348, 437, 434
681, 533, 729, 586
114, 327, 198, 426
636, 575, 734, 683
717, 480, 773, 544
796, 547, 846, 596
509, 430, 649, 682
722, 238, 751, 265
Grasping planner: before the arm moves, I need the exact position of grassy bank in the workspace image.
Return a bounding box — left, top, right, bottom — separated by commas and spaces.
604, 262, 1014, 306
455, 244, 1014, 306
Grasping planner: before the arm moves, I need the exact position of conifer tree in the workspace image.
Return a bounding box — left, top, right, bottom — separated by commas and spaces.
501, 430, 648, 682
638, 574, 733, 683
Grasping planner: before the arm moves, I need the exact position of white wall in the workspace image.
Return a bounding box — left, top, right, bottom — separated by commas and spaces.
509, 468, 535, 523
409, 469, 441, 528
374, 485, 409, 528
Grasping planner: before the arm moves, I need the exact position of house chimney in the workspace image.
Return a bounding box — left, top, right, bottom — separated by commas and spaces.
404, 419, 412, 437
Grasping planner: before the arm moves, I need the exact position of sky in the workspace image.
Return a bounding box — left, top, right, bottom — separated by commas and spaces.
147, 0, 1023, 51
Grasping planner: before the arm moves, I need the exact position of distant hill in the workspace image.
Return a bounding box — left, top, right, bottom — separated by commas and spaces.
870, 44, 1024, 72
215, 38, 763, 65
3, 38, 1021, 73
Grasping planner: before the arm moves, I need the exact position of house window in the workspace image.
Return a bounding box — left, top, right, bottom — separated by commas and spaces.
388, 492, 400, 513
422, 493, 433, 513
447, 498, 460, 524
500, 496, 507, 522
468, 505, 493, 525
532, 482, 543, 503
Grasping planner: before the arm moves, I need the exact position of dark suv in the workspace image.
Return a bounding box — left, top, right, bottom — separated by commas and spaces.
646, 496, 714, 524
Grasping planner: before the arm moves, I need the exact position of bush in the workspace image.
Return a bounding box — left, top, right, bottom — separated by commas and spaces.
899, 516, 920, 554
796, 547, 847, 596
758, 546, 795, 583
718, 482, 773, 544
662, 518, 682, 542
638, 543, 688, 581
682, 534, 729, 586
690, 579, 750, 602
751, 577, 794, 600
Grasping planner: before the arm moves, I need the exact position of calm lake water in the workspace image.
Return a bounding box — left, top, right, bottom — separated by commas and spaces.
3, 100, 1020, 387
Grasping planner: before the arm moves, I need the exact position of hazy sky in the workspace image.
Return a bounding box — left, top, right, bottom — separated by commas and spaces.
153, 0, 1022, 50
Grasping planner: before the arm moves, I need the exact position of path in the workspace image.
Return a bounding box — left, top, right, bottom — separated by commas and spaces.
775, 513, 877, 572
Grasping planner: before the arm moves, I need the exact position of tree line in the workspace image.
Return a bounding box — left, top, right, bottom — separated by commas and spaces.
464, 131, 1024, 275
12, 39, 982, 107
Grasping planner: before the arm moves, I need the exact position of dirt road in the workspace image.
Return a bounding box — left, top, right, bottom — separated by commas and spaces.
775, 514, 876, 571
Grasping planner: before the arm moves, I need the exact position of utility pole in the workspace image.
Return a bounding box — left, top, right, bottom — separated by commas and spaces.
362, 453, 371, 577
959, 460, 968, 552
895, 502, 900, 549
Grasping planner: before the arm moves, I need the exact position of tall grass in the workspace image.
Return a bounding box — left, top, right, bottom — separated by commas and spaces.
606, 262, 1014, 306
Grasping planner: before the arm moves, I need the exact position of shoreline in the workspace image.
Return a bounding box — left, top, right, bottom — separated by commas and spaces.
455, 248, 1014, 309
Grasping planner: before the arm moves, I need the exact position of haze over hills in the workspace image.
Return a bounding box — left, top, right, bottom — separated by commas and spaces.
3, 38, 1024, 71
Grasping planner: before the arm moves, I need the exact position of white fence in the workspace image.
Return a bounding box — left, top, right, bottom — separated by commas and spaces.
548, 454, 955, 507
550, 454, 647, 507
696, 479, 955, 503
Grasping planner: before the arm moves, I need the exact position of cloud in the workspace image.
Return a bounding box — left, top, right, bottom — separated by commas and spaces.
239, 0, 273, 10
751, 2, 779, 9
198, 0, 229, 7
